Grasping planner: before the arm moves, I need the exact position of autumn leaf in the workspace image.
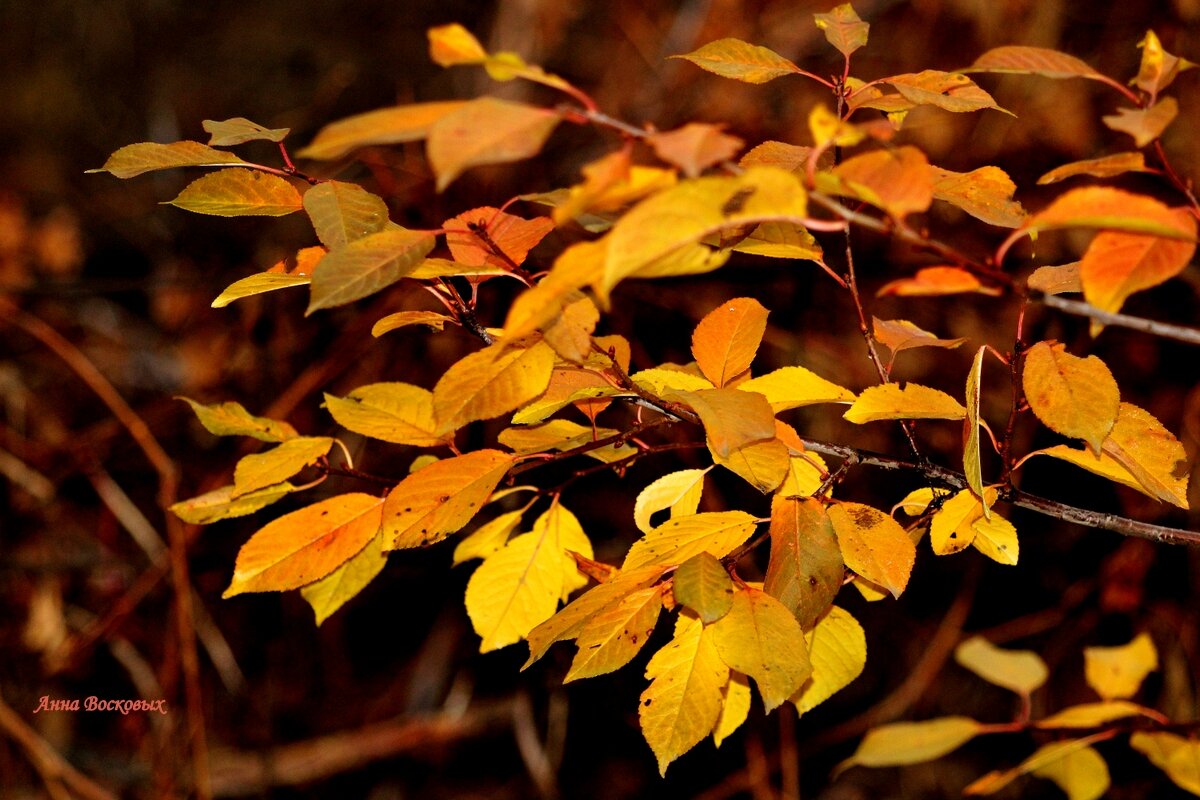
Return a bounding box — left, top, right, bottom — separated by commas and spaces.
1131, 732, 1200, 795
830, 146, 932, 218
1084, 632, 1158, 700
671, 38, 804, 84
307, 227, 436, 313
634, 469, 708, 534
1100, 402, 1189, 508
792, 606, 867, 715
877, 266, 999, 297
813, 3, 869, 57
1102, 98, 1178, 148
179, 397, 297, 442
202, 117, 289, 146
738, 366, 855, 411
443, 206, 554, 269
211, 272, 311, 308
955, 636, 1048, 696
843, 383, 967, 424
741, 140, 824, 173
298, 101, 466, 160
929, 165, 1026, 228
427, 22, 487, 65
1133, 30, 1197, 95
691, 297, 769, 387
303, 181, 389, 249
453, 509, 525, 565
964, 346, 988, 514
881, 71, 1006, 115
541, 293, 600, 364
672, 552, 734, 624
670, 388, 776, 457
300, 530, 388, 625
1037, 152, 1150, 185
1022, 341, 1119, 454
503, 241, 606, 341
1026, 263, 1081, 295
763, 496, 843, 629
371, 311, 454, 336
711, 587, 811, 712
873, 318, 966, 361
827, 502, 916, 597
647, 123, 744, 178
426, 97, 561, 191
223, 493, 384, 597
840, 717, 982, 771
88, 141, 248, 178
381, 449, 513, 548
170, 482, 296, 525
711, 435, 790, 493
712, 674, 752, 747
323, 382, 447, 447
622, 511, 759, 570
232, 436, 333, 497
565, 585, 663, 682
166, 168, 302, 217
965, 740, 1110, 800
1036, 701, 1149, 729
967, 46, 1104, 80
1017, 187, 1195, 242
929, 488, 985, 555
432, 339, 555, 433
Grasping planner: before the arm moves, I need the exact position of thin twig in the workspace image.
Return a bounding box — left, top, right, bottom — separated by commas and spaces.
1035, 292, 1200, 346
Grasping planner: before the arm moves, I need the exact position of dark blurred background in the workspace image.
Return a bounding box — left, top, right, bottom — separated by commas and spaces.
2, 1, 1200, 798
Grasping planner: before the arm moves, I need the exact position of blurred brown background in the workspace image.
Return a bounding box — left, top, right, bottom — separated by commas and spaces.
3, 1, 1200, 798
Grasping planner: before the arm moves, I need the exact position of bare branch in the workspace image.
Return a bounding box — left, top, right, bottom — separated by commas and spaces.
1036, 292, 1200, 346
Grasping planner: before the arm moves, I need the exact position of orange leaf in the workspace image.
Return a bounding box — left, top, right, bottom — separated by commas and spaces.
1037, 153, 1150, 185
1022, 341, 1119, 454
648, 123, 744, 178
691, 297, 769, 387
297, 101, 467, 160
427, 23, 487, 66
426, 97, 561, 191
831, 146, 932, 218
1020, 188, 1194, 241
671, 38, 803, 84
967, 46, 1104, 80
443, 206, 554, 269
929, 165, 1026, 228
1102, 99, 1179, 148
877, 266, 999, 297
813, 4, 869, 57
382, 449, 514, 548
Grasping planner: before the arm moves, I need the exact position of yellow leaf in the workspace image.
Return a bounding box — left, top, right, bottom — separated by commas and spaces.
499, 420, 625, 463
541, 293, 599, 364
764, 496, 843, 629
323, 383, 447, 447
843, 383, 967, 424
711, 435, 790, 493
170, 482, 296, 525
739, 366, 855, 411
453, 508, 525, 565
565, 585, 663, 682
884, 72, 1006, 114
793, 606, 867, 715
426, 97, 561, 191
1131, 732, 1200, 795
371, 310, 454, 336
1037, 152, 1150, 185
779, 450, 829, 498
632, 367, 714, 395
955, 636, 1047, 695
671, 388, 776, 457
223, 493, 384, 597
88, 141, 247, 178
929, 165, 1026, 228
672, 552, 734, 624
740, 140, 821, 173
1022, 341, 1119, 454
971, 510, 1019, 565
622, 511, 759, 570
712, 673, 751, 747
711, 587, 811, 712
202, 117, 289, 146
967, 46, 1103, 80
297, 101, 466, 160
552, 150, 677, 225
893, 487, 938, 517
1083, 632, 1158, 700
813, 3, 869, 57
1134, 30, 1197, 94
432, 339, 555, 433
179, 397, 297, 442
1019, 187, 1195, 241
831, 146, 932, 219
717, 221, 823, 262
634, 469, 708, 534
808, 103, 865, 149
1102, 98, 1178, 148
929, 488, 986, 554
307, 227, 436, 314
381, 449, 513, 548
211, 272, 311, 308
965, 740, 1110, 800
671, 38, 803, 84
165, 168, 302, 216
964, 346, 988, 514
503, 241, 605, 341
427, 23, 487, 66
1081, 207, 1197, 324
877, 266, 1000, 297
300, 530, 388, 625
1026, 263, 1081, 295
465, 503, 593, 652
648, 123, 744, 178
1036, 700, 1147, 728
640, 613, 730, 775
1101, 402, 1189, 508
827, 502, 916, 597
839, 717, 982, 771
524, 564, 668, 667
232, 436, 333, 497
302, 181, 389, 249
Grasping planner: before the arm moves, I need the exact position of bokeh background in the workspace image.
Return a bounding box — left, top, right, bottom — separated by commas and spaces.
3, 0, 1200, 798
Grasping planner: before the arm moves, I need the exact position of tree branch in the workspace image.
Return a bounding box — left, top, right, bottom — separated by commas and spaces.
1035, 292, 1200, 346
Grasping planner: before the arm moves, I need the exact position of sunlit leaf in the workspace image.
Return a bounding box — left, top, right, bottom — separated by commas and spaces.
1022, 341, 1119, 454
1026, 263, 1081, 295
839, 717, 982, 770
965, 740, 1110, 800
444, 205, 554, 269
1083, 632, 1158, 700
672, 552, 734, 624
170, 482, 296, 525
827, 502, 916, 597
671, 388, 776, 457
504, 241, 606, 341
955, 636, 1048, 695
764, 496, 843, 629
541, 293, 599, 364
873, 318, 966, 357
971, 509, 1019, 564
843, 383, 967, 424
929, 165, 1026, 228
792, 606, 867, 715
712, 435, 790, 493
301, 530, 388, 625
877, 266, 1000, 297
1100, 402, 1189, 508
166, 168, 302, 217
202, 117, 289, 146
716, 220, 824, 263
453, 508, 525, 565
179, 397, 297, 442
964, 346, 988, 513
88, 141, 247, 178
739, 140, 822, 173
1019, 187, 1195, 241
691, 297, 769, 387
212, 272, 311, 308
1131, 732, 1200, 795
739, 366, 855, 412
433, 339, 555, 433
427, 22, 487, 65
323, 382, 447, 447
1037, 152, 1150, 185
711, 587, 811, 712
640, 613, 729, 775
1036, 700, 1147, 728
1133, 30, 1197, 95
632, 367, 714, 395
929, 488, 987, 555
809, 103, 866, 149
623, 511, 759, 570
648, 123, 744, 178
831, 146, 932, 218
882, 71, 1006, 114
779, 450, 829, 498
303, 181, 389, 249
232, 436, 333, 497
566, 585, 663, 681
635, 469, 708, 534
712, 673, 751, 747
671, 38, 804, 84
372, 310, 454, 336
1102, 98, 1178, 148
382, 449, 513, 548
427, 97, 561, 191
297, 101, 466, 160
223, 493, 384, 597
813, 3, 869, 57
307, 227, 436, 313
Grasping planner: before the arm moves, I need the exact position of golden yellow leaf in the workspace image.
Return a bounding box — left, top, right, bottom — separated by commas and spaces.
813, 3, 869, 56
1026, 263, 1081, 295
878, 72, 1005, 115
503, 241, 605, 341
1101, 402, 1189, 508
88, 141, 247, 178
877, 266, 1000, 297
971, 510, 1019, 565
166, 168, 302, 217
827, 502, 916, 597
1084, 632, 1158, 700
427, 22, 487, 66
297, 101, 466, 160
453, 508, 525, 565
465, 503, 593, 652
323, 382, 446, 447
739, 140, 821, 173
671, 38, 803, 84
300, 530, 388, 625
179, 397, 297, 442
712, 673, 751, 747
671, 388, 776, 457
211, 272, 311, 308
1081, 208, 1197, 325
843, 383, 966, 424
929, 165, 1026, 228
565, 585, 663, 682
541, 293, 599, 364
955, 636, 1047, 695
632, 367, 714, 395
1022, 341, 1119, 454
831, 146, 932, 219
779, 450, 829, 498
381, 449, 513, 548
840, 717, 982, 771
553, 150, 677, 225
764, 496, 843, 629
303, 181, 389, 249
715, 221, 823, 263
739, 366, 855, 411
1036, 700, 1147, 728
793, 606, 867, 715
893, 487, 938, 517
808, 103, 866, 149
307, 227, 436, 314
648, 123, 744, 178
1131, 732, 1200, 795
426, 97, 561, 191
711, 435, 790, 493
432, 339, 555, 433
622, 511, 759, 570
170, 482, 296, 525
634, 469, 708, 534
1102, 98, 1178, 148
1037, 153, 1150, 185
1134, 30, 1197, 94
371, 310, 453, 336
965, 740, 1110, 800
202, 117, 289, 146
929, 488, 985, 554
640, 613, 730, 775
499, 419, 625, 463
964, 346, 988, 514
223, 493, 384, 597
1020, 187, 1195, 241
672, 552, 734, 624
711, 587, 811, 712
232, 436, 333, 497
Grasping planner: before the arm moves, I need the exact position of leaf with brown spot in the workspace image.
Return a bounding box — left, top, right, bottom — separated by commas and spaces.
764, 496, 843, 629
382, 449, 514, 549
827, 502, 916, 598
443, 206, 554, 269
1022, 341, 1119, 454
